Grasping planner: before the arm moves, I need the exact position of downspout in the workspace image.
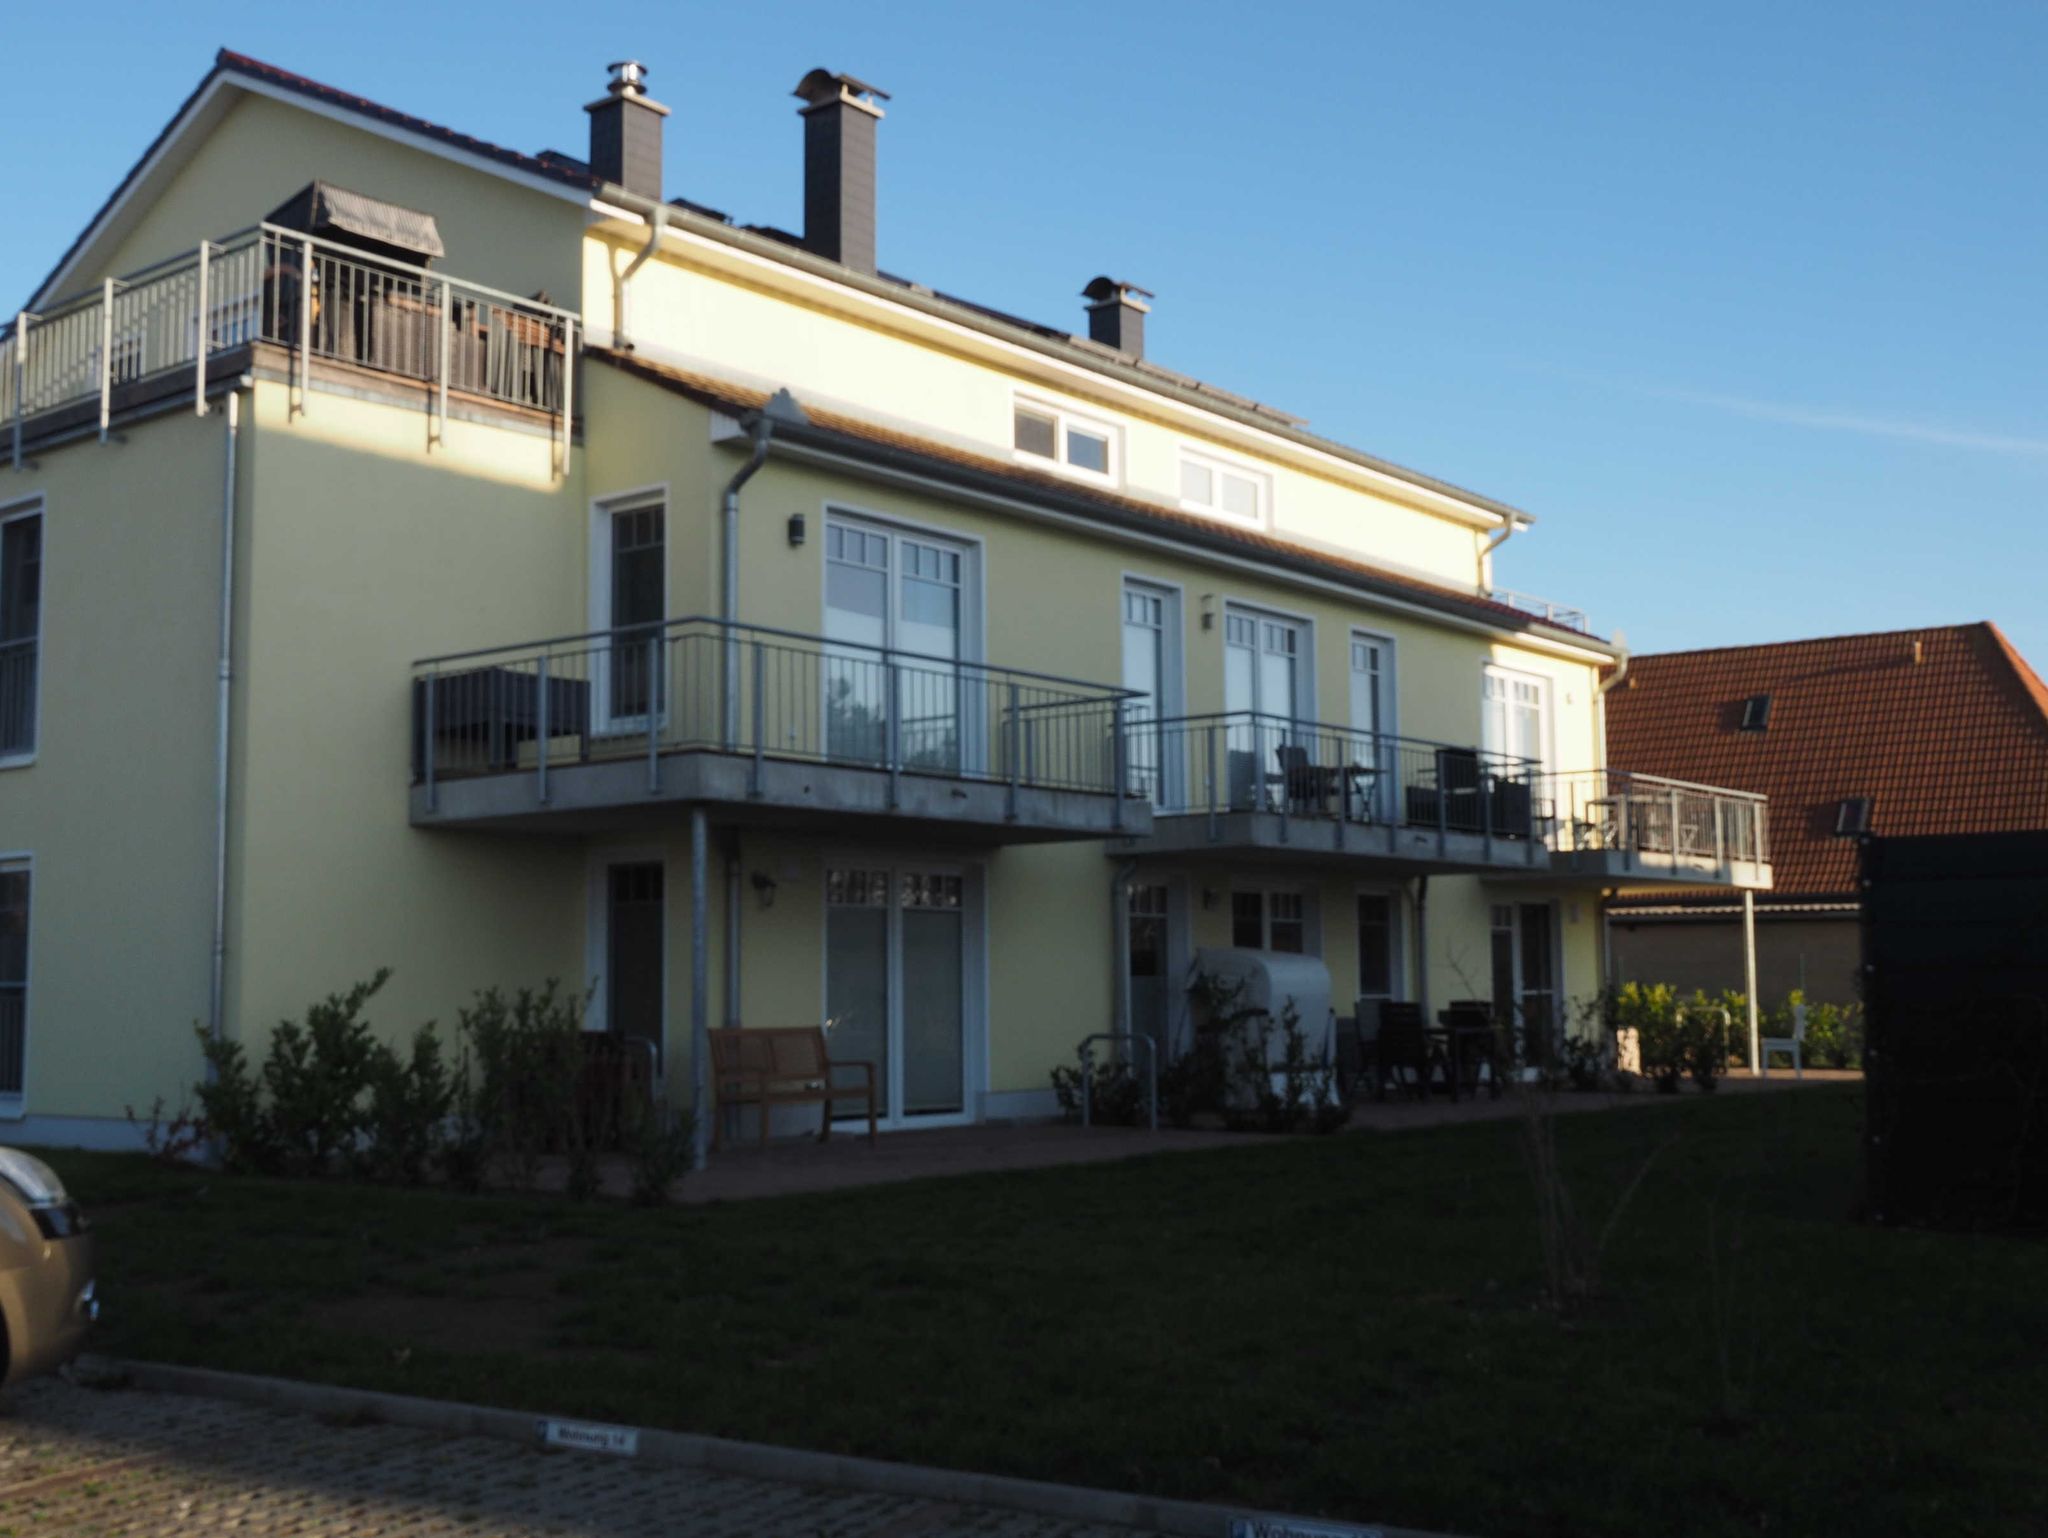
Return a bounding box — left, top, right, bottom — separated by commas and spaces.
207, 387, 243, 1048
720, 413, 774, 746
1477, 515, 1518, 594
613, 205, 669, 351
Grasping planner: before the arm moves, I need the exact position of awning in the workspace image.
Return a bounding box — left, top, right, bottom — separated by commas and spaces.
267, 181, 446, 261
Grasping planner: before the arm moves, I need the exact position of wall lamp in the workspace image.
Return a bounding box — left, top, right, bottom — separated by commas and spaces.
787, 512, 807, 547
1200, 593, 1216, 630
751, 871, 779, 909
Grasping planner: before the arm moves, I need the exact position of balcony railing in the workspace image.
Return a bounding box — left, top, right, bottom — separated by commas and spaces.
1542, 769, 1769, 869
2, 224, 577, 464
411, 617, 1138, 815
1134, 710, 1543, 839
1486, 588, 1591, 633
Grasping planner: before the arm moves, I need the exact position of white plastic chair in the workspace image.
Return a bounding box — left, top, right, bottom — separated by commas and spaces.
1759, 1003, 1806, 1078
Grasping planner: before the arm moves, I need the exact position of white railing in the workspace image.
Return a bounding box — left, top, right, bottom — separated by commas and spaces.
1487, 588, 1591, 633
3, 225, 577, 468
1542, 768, 1769, 870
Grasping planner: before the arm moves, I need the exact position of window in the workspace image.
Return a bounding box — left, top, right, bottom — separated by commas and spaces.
0, 861, 25, 1100
1231, 889, 1309, 954
1357, 894, 1397, 1001
1122, 582, 1178, 805
1740, 693, 1772, 732
1482, 666, 1549, 771
1834, 796, 1873, 836
0, 510, 41, 759
593, 494, 664, 726
1013, 399, 1117, 480
1179, 450, 1268, 525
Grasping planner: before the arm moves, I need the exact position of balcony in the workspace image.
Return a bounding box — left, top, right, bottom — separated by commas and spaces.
1485, 588, 1591, 633
1112, 711, 1551, 873
2, 225, 576, 464
1540, 769, 1772, 888
410, 618, 1147, 841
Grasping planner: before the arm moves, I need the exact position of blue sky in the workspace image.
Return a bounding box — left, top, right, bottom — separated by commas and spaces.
6, 2, 2045, 664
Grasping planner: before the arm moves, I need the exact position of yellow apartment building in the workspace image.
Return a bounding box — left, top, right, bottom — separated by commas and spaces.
0, 51, 1771, 1149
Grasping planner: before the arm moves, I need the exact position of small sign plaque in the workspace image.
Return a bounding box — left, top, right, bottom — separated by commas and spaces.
1230, 1519, 1384, 1538
540, 1418, 640, 1457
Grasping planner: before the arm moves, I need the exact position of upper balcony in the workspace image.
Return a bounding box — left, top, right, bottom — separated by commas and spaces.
1112, 712, 1771, 887
1541, 769, 1773, 889
2, 224, 577, 465
410, 618, 1148, 842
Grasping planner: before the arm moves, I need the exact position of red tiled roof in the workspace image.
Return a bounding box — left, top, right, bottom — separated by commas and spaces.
589, 349, 1597, 645
1606, 623, 2048, 902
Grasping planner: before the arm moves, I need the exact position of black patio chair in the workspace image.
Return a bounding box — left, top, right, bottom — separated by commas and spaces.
1376, 1001, 1433, 1101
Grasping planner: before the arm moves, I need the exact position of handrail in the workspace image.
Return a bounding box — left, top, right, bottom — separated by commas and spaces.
1149, 708, 1541, 768
413, 614, 1145, 699
1546, 765, 1769, 805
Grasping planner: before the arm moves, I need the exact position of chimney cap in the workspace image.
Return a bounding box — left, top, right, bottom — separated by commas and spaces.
794, 67, 890, 116
1083, 275, 1154, 310
587, 59, 671, 117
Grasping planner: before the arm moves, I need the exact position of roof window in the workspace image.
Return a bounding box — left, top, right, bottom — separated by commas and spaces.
1739, 693, 1772, 731
1834, 797, 1873, 836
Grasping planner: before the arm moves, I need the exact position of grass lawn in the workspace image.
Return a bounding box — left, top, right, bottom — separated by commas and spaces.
38, 1086, 2048, 1538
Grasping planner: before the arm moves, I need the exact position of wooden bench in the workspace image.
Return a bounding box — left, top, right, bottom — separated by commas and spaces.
707, 1026, 877, 1148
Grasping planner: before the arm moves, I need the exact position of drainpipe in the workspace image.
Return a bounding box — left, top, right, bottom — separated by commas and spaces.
1411, 875, 1430, 1021
1595, 630, 1630, 795
1110, 859, 1138, 1042
207, 386, 244, 1048
1478, 516, 1518, 593
720, 413, 774, 746
613, 205, 669, 351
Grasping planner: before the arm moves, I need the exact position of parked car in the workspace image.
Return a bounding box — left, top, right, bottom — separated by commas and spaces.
0, 1148, 96, 1387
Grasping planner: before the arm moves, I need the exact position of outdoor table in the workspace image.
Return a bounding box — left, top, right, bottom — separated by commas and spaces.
1427, 1021, 1499, 1101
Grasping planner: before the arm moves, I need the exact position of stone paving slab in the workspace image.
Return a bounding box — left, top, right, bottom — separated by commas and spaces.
0, 1376, 1164, 1537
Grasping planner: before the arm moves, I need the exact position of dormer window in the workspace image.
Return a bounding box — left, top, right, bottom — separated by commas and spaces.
1834, 796, 1873, 836
1013, 399, 1116, 481
1739, 693, 1772, 731
1179, 449, 1268, 526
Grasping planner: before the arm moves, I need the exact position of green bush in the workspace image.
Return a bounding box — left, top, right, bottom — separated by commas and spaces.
1617, 982, 1685, 1092
623, 1100, 696, 1206
358, 1021, 455, 1185
457, 980, 590, 1190
193, 1028, 281, 1173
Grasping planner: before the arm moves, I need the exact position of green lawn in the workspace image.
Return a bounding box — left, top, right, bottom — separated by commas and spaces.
40, 1087, 2048, 1538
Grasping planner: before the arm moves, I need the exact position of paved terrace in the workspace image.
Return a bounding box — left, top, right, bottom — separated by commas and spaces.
587, 1071, 1862, 1206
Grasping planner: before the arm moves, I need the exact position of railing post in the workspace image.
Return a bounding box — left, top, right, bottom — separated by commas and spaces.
1669, 784, 1683, 861
885, 654, 901, 810
1111, 697, 1127, 832
535, 651, 552, 804
98, 278, 115, 443
422, 666, 438, 814
296, 235, 313, 418
1206, 723, 1220, 842
194, 240, 210, 417
1713, 797, 1726, 871
749, 638, 765, 798
646, 634, 661, 794
1480, 752, 1494, 861
9, 311, 25, 471
1005, 679, 1021, 822
434, 278, 450, 448
557, 314, 575, 479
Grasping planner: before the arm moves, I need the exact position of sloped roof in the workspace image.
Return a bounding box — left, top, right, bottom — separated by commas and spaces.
587, 349, 1600, 647
1606, 623, 2048, 901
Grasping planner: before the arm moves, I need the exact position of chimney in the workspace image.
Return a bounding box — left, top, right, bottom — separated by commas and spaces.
1082, 277, 1153, 358
586, 60, 670, 200
794, 68, 889, 273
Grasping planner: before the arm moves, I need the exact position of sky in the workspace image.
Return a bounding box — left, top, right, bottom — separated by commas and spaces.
5, 1, 2046, 665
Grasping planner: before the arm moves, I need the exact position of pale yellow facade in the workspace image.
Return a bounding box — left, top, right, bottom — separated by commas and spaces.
0, 55, 1744, 1143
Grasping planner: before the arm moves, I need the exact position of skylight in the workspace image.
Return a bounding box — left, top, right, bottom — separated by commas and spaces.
1834, 797, 1873, 836
1739, 694, 1772, 731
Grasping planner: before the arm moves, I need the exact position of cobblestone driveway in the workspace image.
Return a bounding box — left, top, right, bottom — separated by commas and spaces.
0, 1377, 1164, 1537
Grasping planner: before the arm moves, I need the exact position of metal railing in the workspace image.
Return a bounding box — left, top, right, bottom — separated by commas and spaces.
1486, 588, 1591, 633
1135, 709, 1543, 843
1541, 768, 1769, 869
3, 224, 577, 464
411, 616, 1139, 816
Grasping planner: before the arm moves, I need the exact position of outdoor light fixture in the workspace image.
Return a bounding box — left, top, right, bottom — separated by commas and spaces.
1200, 593, 1216, 630
751, 871, 778, 908
787, 512, 807, 547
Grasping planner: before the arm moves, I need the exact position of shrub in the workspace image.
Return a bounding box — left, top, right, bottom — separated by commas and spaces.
1051, 1057, 1148, 1126
193, 1027, 282, 1172
457, 980, 590, 1190
261, 971, 392, 1175
1618, 982, 1686, 1093
1682, 993, 1730, 1092
358, 1022, 455, 1185
1225, 999, 1348, 1134
1804, 999, 1864, 1069
125, 1096, 210, 1166
623, 1100, 696, 1206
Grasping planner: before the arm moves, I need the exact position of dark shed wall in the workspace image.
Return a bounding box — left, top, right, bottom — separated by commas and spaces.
1607, 911, 1861, 1004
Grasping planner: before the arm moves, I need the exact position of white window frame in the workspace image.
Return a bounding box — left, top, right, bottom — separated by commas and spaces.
1228, 884, 1320, 957
1177, 446, 1271, 528
0, 851, 31, 1117
583, 845, 668, 1073
1120, 574, 1186, 808
589, 485, 669, 733
1223, 601, 1317, 722
1481, 662, 1553, 775
0, 498, 44, 770
1012, 394, 1120, 485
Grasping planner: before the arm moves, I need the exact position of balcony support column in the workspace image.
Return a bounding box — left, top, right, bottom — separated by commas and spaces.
690, 805, 711, 1169
1743, 887, 1762, 1076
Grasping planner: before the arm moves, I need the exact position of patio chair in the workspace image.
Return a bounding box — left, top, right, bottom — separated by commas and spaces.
1376, 1001, 1432, 1100
1271, 743, 1333, 815
1760, 1003, 1806, 1078
1439, 1000, 1504, 1098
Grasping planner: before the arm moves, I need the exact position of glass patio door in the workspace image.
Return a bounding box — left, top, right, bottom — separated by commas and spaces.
825, 863, 968, 1125
1349, 633, 1392, 820
599, 498, 665, 731
1225, 608, 1304, 808
825, 518, 968, 773
1490, 901, 1559, 1067
1122, 586, 1166, 805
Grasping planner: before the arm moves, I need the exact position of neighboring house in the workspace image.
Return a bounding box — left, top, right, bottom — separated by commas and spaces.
1604, 623, 2048, 1004
0, 49, 1772, 1148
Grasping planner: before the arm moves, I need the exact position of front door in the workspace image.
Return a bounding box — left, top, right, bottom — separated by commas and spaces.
824, 863, 970, 1126
824, 517, 970, 773
605, 861, 664, 1069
